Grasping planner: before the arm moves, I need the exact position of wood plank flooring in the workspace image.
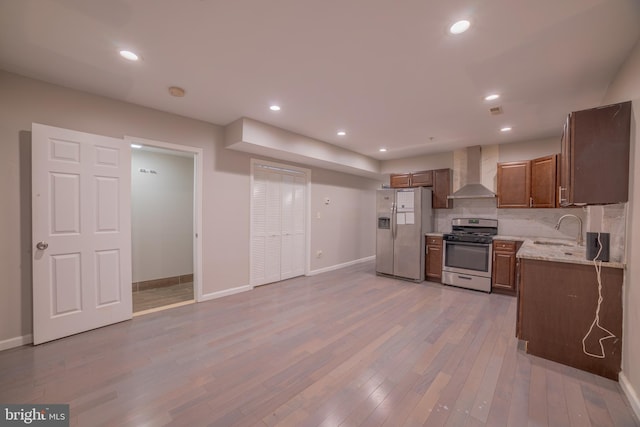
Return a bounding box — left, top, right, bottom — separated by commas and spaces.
133, 282, 194, 313
1, 261, 637, 426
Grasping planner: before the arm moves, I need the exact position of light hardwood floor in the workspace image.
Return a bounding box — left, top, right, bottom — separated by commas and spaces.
133, 282, 194, 313
1, 261, 637, 426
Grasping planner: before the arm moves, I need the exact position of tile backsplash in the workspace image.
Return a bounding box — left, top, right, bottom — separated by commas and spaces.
434, 199, 626, 262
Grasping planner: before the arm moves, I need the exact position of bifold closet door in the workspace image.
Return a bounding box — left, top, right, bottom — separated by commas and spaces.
251, 167, 306, 286
280, 174, 306, 280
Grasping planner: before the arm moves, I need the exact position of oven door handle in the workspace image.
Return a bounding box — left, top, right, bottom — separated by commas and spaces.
444, 240, 491, 247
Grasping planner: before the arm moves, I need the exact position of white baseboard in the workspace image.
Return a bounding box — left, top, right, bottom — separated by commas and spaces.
0, 334, 33, 352
620, 372, 640, 421
307, 255, 375, 276
199, 284, 253, 302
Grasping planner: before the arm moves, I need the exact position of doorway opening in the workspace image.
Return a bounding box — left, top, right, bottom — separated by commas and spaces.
126, 136, 203, 315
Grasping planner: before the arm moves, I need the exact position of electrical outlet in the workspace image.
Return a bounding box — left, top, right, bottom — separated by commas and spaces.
316, 250, 323, 258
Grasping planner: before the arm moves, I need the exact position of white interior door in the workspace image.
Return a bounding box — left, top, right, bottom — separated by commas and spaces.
32, 123, 132, 345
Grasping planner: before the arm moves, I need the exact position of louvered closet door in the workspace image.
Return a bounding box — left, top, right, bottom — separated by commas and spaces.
290, 175, 306, 277
280, 174, 295, 280
250, 169, 268, 286
251, 164, 307, 286
280, 174, 306, 280
264, 172, 282, 284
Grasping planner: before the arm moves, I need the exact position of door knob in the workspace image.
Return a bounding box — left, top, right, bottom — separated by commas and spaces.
36, 241, 48, 250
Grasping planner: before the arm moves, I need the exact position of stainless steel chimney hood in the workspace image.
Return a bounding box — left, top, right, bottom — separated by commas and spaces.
448, 146, 496, 199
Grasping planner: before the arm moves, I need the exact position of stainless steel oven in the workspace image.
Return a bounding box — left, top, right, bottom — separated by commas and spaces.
442, 218, 497, 293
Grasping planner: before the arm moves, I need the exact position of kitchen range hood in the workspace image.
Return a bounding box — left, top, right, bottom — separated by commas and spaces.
448, 146, 496, 199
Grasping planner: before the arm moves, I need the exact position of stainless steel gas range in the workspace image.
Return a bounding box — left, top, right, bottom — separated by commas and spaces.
442, 218, 498, 293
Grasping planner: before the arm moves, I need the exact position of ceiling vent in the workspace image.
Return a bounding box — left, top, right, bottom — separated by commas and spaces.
489, 106, 503, 115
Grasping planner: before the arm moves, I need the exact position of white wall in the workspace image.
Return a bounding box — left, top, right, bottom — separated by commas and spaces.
0, 70, 379, 344
602, 38, 640, 415
131, 150, 194, 282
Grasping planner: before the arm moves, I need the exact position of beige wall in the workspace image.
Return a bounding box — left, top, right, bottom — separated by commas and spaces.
309, 168, 378, 271
0, 70, 379, 343
603, 38, 640, 413
380, 151, 453, 175
131, 150, 194, 282
497, 136, 561, 162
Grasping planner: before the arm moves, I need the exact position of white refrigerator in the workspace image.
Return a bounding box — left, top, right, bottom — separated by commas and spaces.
376, 187, 433, 281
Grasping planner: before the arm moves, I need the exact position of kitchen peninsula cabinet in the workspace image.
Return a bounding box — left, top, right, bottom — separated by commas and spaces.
389, 168, 451, 208
425, 235, 443, 283
491, 240, 522, 295
559, 101, 631, 206
517, 258, 623, 380
497, 154, 558, 208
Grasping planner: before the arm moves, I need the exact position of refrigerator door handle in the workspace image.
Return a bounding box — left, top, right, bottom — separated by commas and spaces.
391, 202, 397, 239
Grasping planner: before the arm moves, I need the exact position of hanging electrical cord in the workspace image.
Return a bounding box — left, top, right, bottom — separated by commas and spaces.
582, 232, 616, 359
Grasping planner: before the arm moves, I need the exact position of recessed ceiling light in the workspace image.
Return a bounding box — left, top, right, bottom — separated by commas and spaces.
269, 105, 281, 111
337, 131, 347, 136
485, 94, 500, 101
119, 50, 139, 61
379, 148, 387, 152
168, 86, 186, 97
500, 127, 512, 132
449, 20, 470, 35
130, 144, 142, 149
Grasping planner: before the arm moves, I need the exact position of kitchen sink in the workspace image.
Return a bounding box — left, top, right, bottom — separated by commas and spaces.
533, 240, 572, 247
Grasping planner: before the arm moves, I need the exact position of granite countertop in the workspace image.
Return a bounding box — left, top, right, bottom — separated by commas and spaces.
515, 237, 625, 269
424, 232, 624, 269
426, 232, 625, 268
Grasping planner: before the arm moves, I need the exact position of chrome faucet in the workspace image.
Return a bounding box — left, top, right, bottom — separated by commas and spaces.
555, 214, 583, 246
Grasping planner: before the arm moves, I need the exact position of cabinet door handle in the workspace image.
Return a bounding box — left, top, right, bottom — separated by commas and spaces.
529, 197, 533, 208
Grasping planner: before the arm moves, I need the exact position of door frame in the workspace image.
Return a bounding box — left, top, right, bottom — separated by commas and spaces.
250, 158, 311, 285
125, 136, 204, 302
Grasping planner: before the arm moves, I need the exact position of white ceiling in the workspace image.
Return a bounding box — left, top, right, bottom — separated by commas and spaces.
1, 0, 639, 160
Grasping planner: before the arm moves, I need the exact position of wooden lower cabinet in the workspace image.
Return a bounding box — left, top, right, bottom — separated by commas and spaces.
491, 240, 522, 295
517, 258, 623, 380
425, 236, 443, 283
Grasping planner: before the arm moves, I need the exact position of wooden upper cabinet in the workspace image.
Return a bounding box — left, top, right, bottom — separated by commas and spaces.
390, 173, 411, 188
559, 116, 571, 206
497, 161, 531, 208
410, 170, 433, 187
531, 154, 558, 208
560, 101, 631, 206
389, 169, 452, 209
432, 169, 451, 209
497, 155, 559, 208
